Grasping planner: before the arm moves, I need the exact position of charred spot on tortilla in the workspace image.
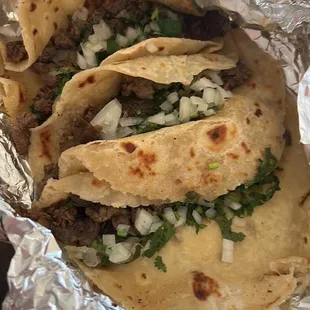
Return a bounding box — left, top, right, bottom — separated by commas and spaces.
241, 142, 251, 154
137, 150, 157, 171
202, 173, 222, 185
33, 29, 38, 36
207, 125, 227, 144
141, 273, 147, 279
91, 178, 104, 187
192, 272, 221, 301
227, 152, 239, 159
304, 237, 308, 244
299, 189, 310, 206
129, 167, 144, 178
19, 86, 25, 104
254, 109, 262, 117
248, 82, 256, 89
54, 6, 59, 12
190, 147, 195, 158
30, 2, 37, 12
87, 75, 96, 84
121, 142, 137, 153
246, 117, 250, 124
53, 22, 58, 31
158, 46, 165, 51
39, 130, 52, 161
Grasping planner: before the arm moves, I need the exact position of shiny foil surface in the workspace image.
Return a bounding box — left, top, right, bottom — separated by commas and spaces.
0, 0, 310, 309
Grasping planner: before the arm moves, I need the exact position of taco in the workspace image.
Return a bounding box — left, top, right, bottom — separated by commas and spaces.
21, 29, 310, 310
0, 0, 230, 157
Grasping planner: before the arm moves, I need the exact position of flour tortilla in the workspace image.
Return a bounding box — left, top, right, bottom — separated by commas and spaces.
28, 38, 232, 182
69, 96, 310, 309
0, 0, 203, 73
38, 29, 286, 207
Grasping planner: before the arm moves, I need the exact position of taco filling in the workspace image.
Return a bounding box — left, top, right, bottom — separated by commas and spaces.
26, 148, 279, 271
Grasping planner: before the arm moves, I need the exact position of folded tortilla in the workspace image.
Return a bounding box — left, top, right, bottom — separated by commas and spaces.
28, 37, 232, 182
38, 29, 286, 207
70, 97, 310, 309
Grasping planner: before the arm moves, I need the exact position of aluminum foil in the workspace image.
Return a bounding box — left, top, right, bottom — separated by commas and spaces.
0, 0, 310, 309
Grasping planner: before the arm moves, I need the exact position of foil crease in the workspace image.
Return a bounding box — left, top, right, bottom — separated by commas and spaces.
0, 1, 309, 310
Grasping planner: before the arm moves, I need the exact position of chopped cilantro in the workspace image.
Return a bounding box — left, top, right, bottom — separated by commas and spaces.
106, 37, 120, 55
53, 70, 77, 99
143, 221, 175, 258
186, 208, 207, 234
91, 239, 106, 253
135, 123, 164, 134
216, 217, 245, 242
151, 8, 160, 21
154, 256, 167, 272
157, 17, 182, 37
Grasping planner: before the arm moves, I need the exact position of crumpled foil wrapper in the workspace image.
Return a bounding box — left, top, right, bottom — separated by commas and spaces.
0, 0, 310, 309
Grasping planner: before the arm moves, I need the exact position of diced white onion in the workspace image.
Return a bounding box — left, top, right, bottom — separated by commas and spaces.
116, 34, 129, 47
77, 52, 88, 69
115, 126, 133, 138
149, 21, 161, 32
190, 96, 205, 106
144, 24, 151, 33
65, 246, 89, 260
205, 208, 217, 218
203, 109, 216, 116
175, 206, 187, 227
167, 92, 179, 104
192, 210, 202, 224
93, 21, 112, 40
232, 216, 246, 227
190, 77, 216, 91
141, 240, 151, 254
150, 221, 164, 233
145, 42, 159, 53
125, 27, 139, 43
119, 117, 143, 127
83, 247, 101, 267
217, 85, 232, 101
88, 34, 102, 45
72, 7, 89, 21
214, 89, 222, 106
197, 102, 209, 112
109, 243, 132, 263
147, 111, 166, 125
164, 207, 178, 225
179, 97, 196, 122
91, 99, 122, 136
122, 237, 140, 253
203, 88, 216, 104
199, 200, 215, 208
206, 70, 223, 85
164, 112, 180, 125
160, 100, 173, 112
224, 207, 234, 220
221, 239, 234, 263
134, 209, 154, 235
85, 41, 105, 53
102, 234, 116, 247
229, 202, 242, 210
81, 43, 98, 68
116, 224, 130, 234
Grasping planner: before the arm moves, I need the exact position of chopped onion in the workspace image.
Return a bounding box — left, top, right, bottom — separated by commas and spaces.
77, 52, 88, 69
72, 7, 89, 21
190, 77, 216, 91
109, 243, 132, 263
205, 208, 217, 218
91, 99, 122, 136
115, 126, 133, 138
88, 34, 102, 45
203, 88, 216, 104
119, 117, 143, 127
164, 207, 178, 225
190, 96, 205, 106
65, 246, 89, 260
224, 207, 234, 220
203, 109, 216, 116
149, 21, 161, 32
164, 112, 180, 125
145, 42, 159, 53
135, 209, 153, 235
192, 210, 202, 224
229, 202, 242, 210
221, 239, 234, 263
214, 89, 222, 106
179, 97, 196, 122
199, 200, 215, 208
125, 27, 139, 43
81, 43, 98, 68
85, 41, 105, 53
144, 24, 151, 33
217, 85, 232, 101
116, 224, 130, 237
122, 237, 140, 253
160, 100, 173, 112
93, 21, 112, 40
197, 102, 208, 112
167, 92, 179, 104
116, 9, 129, 18
147, 111, 166, 125
102, 234, 116, 247
150, 221, 164, 233
116, 34, 129, 47
175, 206, 187, 227
83, 247, 101, 267
141, 240, 151, 254
232, 216, 246, 227
206, 70, 223, 85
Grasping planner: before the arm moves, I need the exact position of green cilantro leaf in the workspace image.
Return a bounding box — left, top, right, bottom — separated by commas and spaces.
215, 218, 245, 242
143, 221, 175, 258
157, 17, 182, 37
91, 239, 107, 253
154, 256, 167, 272
186, 209, 207, 234
106, 37, 120, 55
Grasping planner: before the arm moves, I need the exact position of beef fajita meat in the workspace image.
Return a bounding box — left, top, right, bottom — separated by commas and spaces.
220, 61, 252, 90
6, 41, 28, 63
85, 206, 122, 223
53, 33, 77, 49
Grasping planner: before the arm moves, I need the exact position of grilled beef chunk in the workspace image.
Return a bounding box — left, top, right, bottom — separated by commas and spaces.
53, 33, 77, 49
85, 206, 122, 223
6, 41, 28, 63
